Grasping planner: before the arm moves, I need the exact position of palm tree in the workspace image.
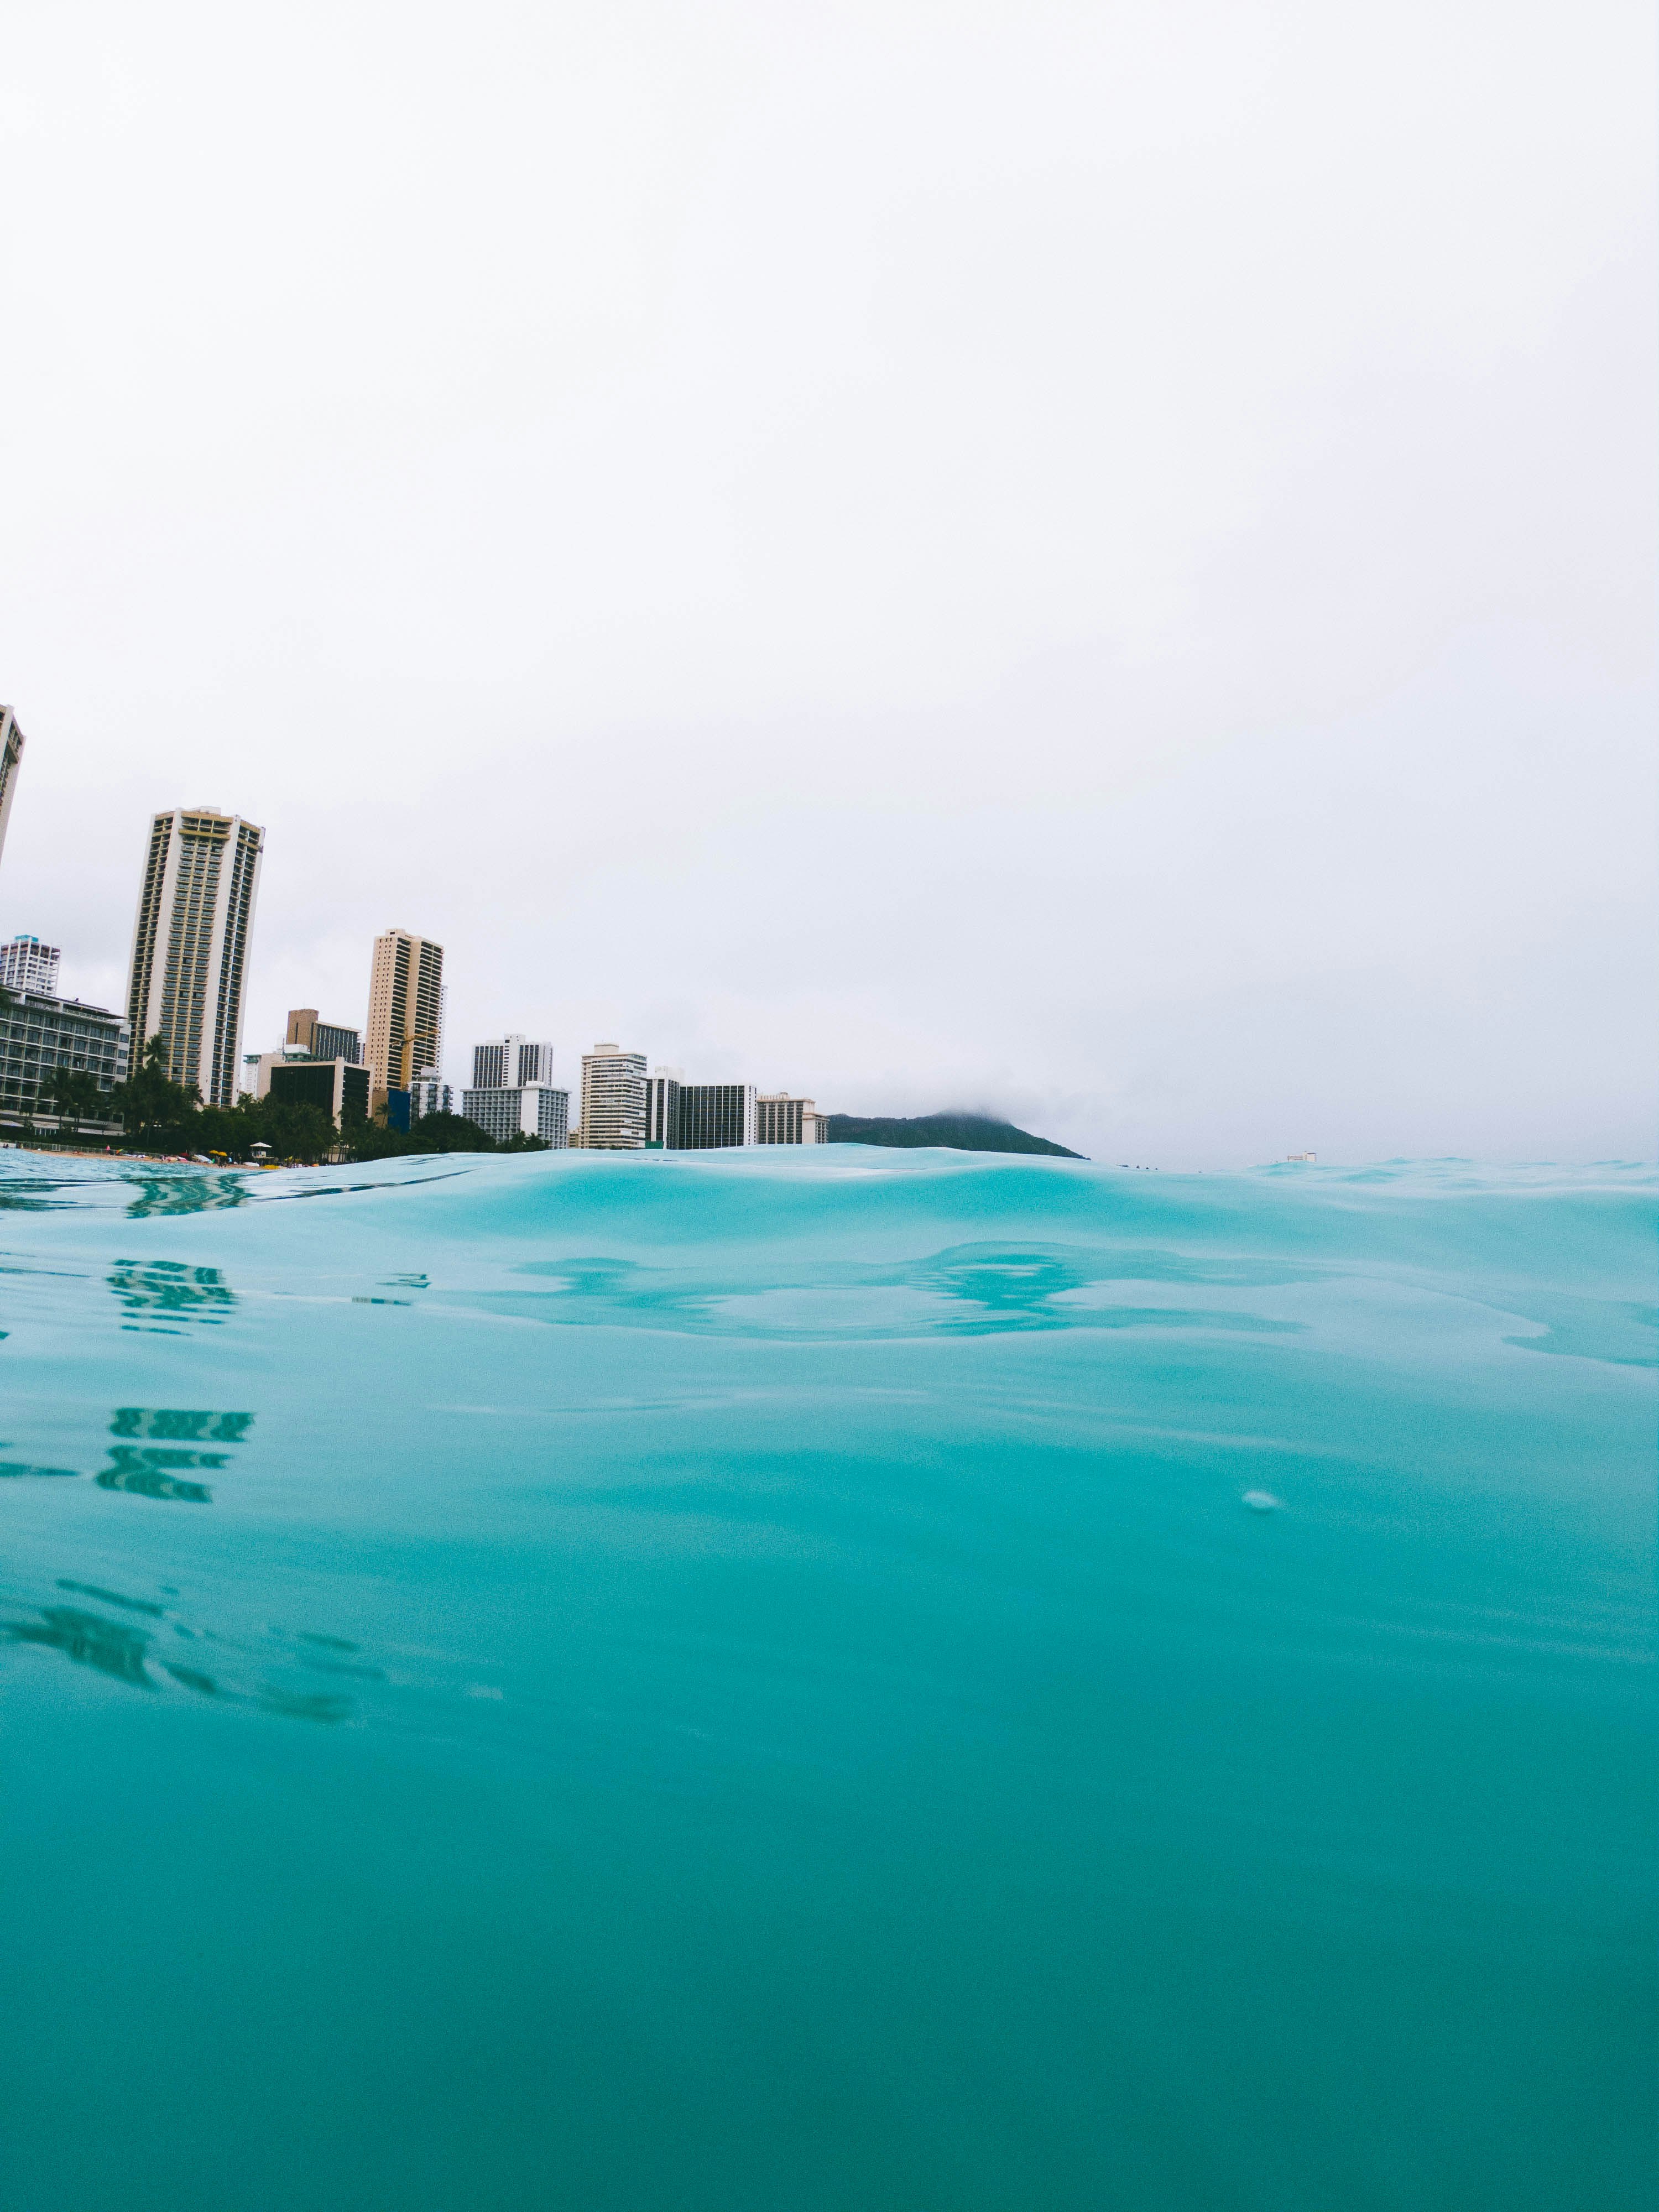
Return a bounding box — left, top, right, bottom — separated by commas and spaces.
111, 1036, 201, 1150
40, 1068, 106, 1144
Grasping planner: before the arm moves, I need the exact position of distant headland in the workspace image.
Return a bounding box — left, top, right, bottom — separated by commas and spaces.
825, 1112, 1083, 1159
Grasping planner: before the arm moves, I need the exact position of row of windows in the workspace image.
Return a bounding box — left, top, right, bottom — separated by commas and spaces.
1, 1082, 117, 1097
0, 1022, 124, 1048
0, 1062, 117, 1073
0, 1030, 118, 1048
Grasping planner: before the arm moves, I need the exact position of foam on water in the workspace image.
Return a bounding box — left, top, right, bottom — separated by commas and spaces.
0, 1146, 1651, 2209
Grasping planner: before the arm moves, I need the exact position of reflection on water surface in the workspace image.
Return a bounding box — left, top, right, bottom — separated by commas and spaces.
109, 1260, 236, 1332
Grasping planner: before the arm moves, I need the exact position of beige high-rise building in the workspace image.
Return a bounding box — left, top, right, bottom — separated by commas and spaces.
366, 928, 444, 1104
126, 807, 265, 1107
577, 1044, 647, 1149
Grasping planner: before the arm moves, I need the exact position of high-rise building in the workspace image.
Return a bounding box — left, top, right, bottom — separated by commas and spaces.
0, 708, 25, 874
577, 1044, 646, 1149
286, 1008, 362, 1065
365, 929, 444, 1105
472, 1036, 555, 1089
644, 1067, 682, 1148
755, 1093, 827, 1144
0, 935, 61, 996
675, 1083, 757, 1150
126, 807, 264, 1108
461, 1083, 569, 1146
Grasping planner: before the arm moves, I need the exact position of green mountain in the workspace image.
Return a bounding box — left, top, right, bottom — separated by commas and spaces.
823, 1112, 1083, 1159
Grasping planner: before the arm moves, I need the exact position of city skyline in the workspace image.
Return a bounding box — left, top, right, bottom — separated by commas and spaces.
0, 743, 836, 1147
0, 714, 852, 1147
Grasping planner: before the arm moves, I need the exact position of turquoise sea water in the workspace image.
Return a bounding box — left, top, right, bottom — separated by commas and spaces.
0, 1145, 1651, 2210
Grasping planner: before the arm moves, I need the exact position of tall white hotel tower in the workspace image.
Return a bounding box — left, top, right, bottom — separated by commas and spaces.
126, 807, 265, 1107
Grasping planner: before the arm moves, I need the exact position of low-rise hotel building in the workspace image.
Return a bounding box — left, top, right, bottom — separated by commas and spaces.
246, 1045, 370, 1128
0, 988, 129, 1134
461, 1083, 568, 1146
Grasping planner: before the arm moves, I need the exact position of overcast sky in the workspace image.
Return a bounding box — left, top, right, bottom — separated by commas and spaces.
1, 3, 1652, 1164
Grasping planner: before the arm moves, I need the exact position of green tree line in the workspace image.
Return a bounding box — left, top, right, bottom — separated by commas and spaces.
32, 1035, 548, 1166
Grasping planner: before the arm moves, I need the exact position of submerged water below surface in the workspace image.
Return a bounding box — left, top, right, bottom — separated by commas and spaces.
0, 1146, 1651, 2209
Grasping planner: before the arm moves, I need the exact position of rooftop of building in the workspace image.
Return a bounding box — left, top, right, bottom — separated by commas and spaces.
1, 987, 126, 1020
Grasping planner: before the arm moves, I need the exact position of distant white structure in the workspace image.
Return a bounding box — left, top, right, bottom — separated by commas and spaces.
1285, 1151, 1318, 1164
0, 934, 61, 996
410, 1069, 453, 1119
462, 1083, 568, 1146
756, 1093, 827, 1145
577, 1044, 646, 1149
644, 1067, 682, 1148
472, 1035, 555, 1089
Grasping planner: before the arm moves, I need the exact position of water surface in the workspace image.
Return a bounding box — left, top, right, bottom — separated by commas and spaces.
0, 1147, 1651, 2209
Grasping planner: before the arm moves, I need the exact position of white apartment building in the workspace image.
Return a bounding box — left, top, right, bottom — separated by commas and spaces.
644, 1068, 682, 1148
411, 1070, 453, 1119
126, 807, 264, 1108
0, 935, 61, 996
462, 1083, 569, 1146
577, 1044, 647, 1149
472, 1036, 555, 1089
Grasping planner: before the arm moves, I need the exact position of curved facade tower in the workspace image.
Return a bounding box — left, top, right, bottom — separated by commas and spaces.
126, 807, 265, 1107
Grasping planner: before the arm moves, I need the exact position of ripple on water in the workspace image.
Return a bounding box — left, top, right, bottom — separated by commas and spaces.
0, 1146, 1648, 2211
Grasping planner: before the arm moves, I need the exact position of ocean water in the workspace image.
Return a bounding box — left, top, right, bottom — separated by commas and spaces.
0, 1145, 1651, 2211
